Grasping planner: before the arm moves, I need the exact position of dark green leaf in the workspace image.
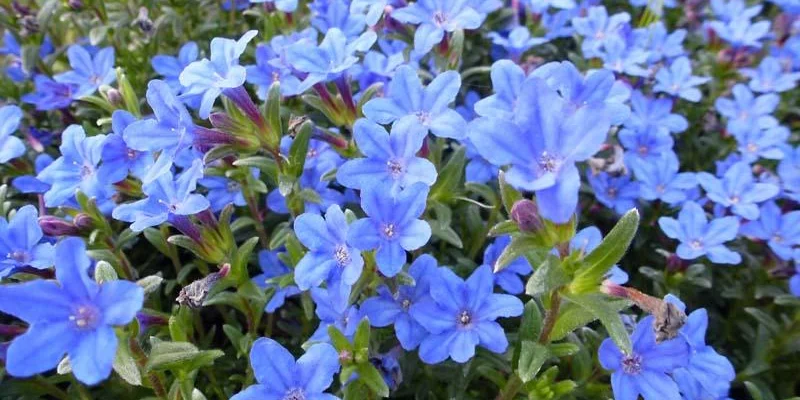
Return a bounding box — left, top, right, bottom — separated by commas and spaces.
525, 255, 569, 297
518, 341, 550, 383
561, 293, 632, 354
357, 363, 390, 397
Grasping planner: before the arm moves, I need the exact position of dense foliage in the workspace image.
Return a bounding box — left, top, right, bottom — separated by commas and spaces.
0, 0, 799, 399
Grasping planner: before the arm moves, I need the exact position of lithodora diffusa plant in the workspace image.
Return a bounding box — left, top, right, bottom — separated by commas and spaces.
2, 0, 800, 399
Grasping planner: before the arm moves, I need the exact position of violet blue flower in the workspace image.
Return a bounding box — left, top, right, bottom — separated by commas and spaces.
658, 201, 742, 264
0, 105, 26, 163
0, 205, 55, 279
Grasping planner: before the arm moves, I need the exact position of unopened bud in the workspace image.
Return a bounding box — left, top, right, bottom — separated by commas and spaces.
176, 264, 231, 308
73, 213, 94, 230
67, 0, 83, 10
38, 215, 80, 236
510, 199, 542, 233
339, 349, 354, 364
105, 88, 123, 107
134, 7, 153, 32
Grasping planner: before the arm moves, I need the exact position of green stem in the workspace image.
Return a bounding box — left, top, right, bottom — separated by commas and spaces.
245, 191, 270, 249
496, 374, 524, 400
538, 291, 561, 344
129, 337, 169, 400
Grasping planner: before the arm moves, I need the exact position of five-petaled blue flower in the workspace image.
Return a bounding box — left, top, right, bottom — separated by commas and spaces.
481, 236, 532, 294
0, 205, 55, 279
310, 284, 362, 343
99, 110, 154, 183
54, 45, 116, 99
360, 254, 437, 350
696, 161, 779, 220
347, 182, 432, 277
0, 237, 143, 385
740, 201, 800, 261
22, 75, 76, 111
588, 171, 640, 215
231, 337, 339, 400
286, 28, 377, 92
151, 41, 199, 96
653, 57, 710, 102
391, 0, 484, 55
112, 159, 210, 232
294, 205, 365, 291
337, 118, 437, 191
629, 153, 697, 205
714, 84, 779, 135
179, 30, 259, 118
364, 65, 467, 139
741, 56, 800, 93
598, 314, 689, 400
410, 265, 523, 364
658, 201, 741, 264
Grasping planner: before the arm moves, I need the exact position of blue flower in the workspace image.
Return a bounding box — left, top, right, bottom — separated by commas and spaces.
658, 201, 741, 264
632, 22, 686, 64
0, 31, 27, 82
37, 125, 114, 210
588, 171, 640, 215
21, 75, 76, 111
98, 110, 154, 183
231, 338, 339, 400
249, 0, 297, 12
527, 0, 577, 13
481, 236, 532, 294
0, 105, 26, 163
629, 152, 697, 205
353, 40, 412, 89
488, 26, 548, 60
619, 126, 674, 162
469, 76, 612, 223
0, 206, 54, 279
293, 205, 365, 291
312, 0, 367, 39
409, 265, 523, 363
253, 250, 301, 313
112, 159, 210, 232
598, 315, 689, 400
151, 41, 199, 94
740, 201, 800, 260
708, 16, 771, 49
465, 139, 497, 184
625, 91, 687, 134
697, 161, 780, 220
179, 30, 258, 118
199, 175, 248, 212
734, 126, 789, 162
653, 57, 710, 102
360, 254, 437, 350
666, 296, 736, 400
714, 84, 779, 135
365, 65, 467, 139
310, 284, 362, 342
245, 43, 303, 98
391, 0, 484, 55
570, 226, 628, 284
347, 182, 431, 277
599, 36, 651, 78
286, 28, 377, 92
0, 237, 143, 385
53, 45, 115, 99
571, 6, 631, 58
337, 118, 437, 191
740, 56, 800, 93
351, 0, 389, 26
280, 136, 343, 174
473, 60, 526, 119
123, 80, 197, 182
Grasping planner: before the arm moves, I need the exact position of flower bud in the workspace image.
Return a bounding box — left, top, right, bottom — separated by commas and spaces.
510, 199, 543, 233
105, 88, 123, 107
601, 281, 687, 343
67, 0, 83, 11
73, 213, 94, 230
38, 215, 80, 236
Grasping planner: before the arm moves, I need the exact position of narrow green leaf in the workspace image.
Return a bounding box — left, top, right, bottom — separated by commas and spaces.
328, 325, 354, 353
266, 82, 283, 142
561, 293, 632, 354
518, 341, 550, 383
496, 236, 545, 272
573, 209, 639, 290
549, 298, 631, 342
525, 255, 570, 296
288, 120, 313, 178
498, 171, 522, 215
354, 318, 371, 351
357, 363, 390, 397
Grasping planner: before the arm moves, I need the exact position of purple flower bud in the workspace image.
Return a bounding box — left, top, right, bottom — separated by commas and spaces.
38, 215, 80, 236
73, 213, 94, 230
105, 88, 123, 107
67, 0, 83, 10
510, 199, 543, 233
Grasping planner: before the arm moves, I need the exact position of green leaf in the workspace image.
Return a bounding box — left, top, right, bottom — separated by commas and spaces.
548, 342, 580, 357
233, 156, 279, 182
518, 341, 550, 383
520, 300, 543, 342
744, 307, 781, 334
357, 363, 390, 397
525, 255, 570, 297
549, 297, 631, 342
561, 293, 632, 354
288, 120, 313, 178
495, 236, 545, 272
328, 325, 354, 353
266, 82, 283, 145
572, 209, 639, 292
487, 220, 520, 237
94, 261, 118, 283
354, 318, 371, 351
143, 228, 171, 256
498, 171, 522, 214
430, 146, 466, 203
146, 338, 224, 372
113, 335, 142, 386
